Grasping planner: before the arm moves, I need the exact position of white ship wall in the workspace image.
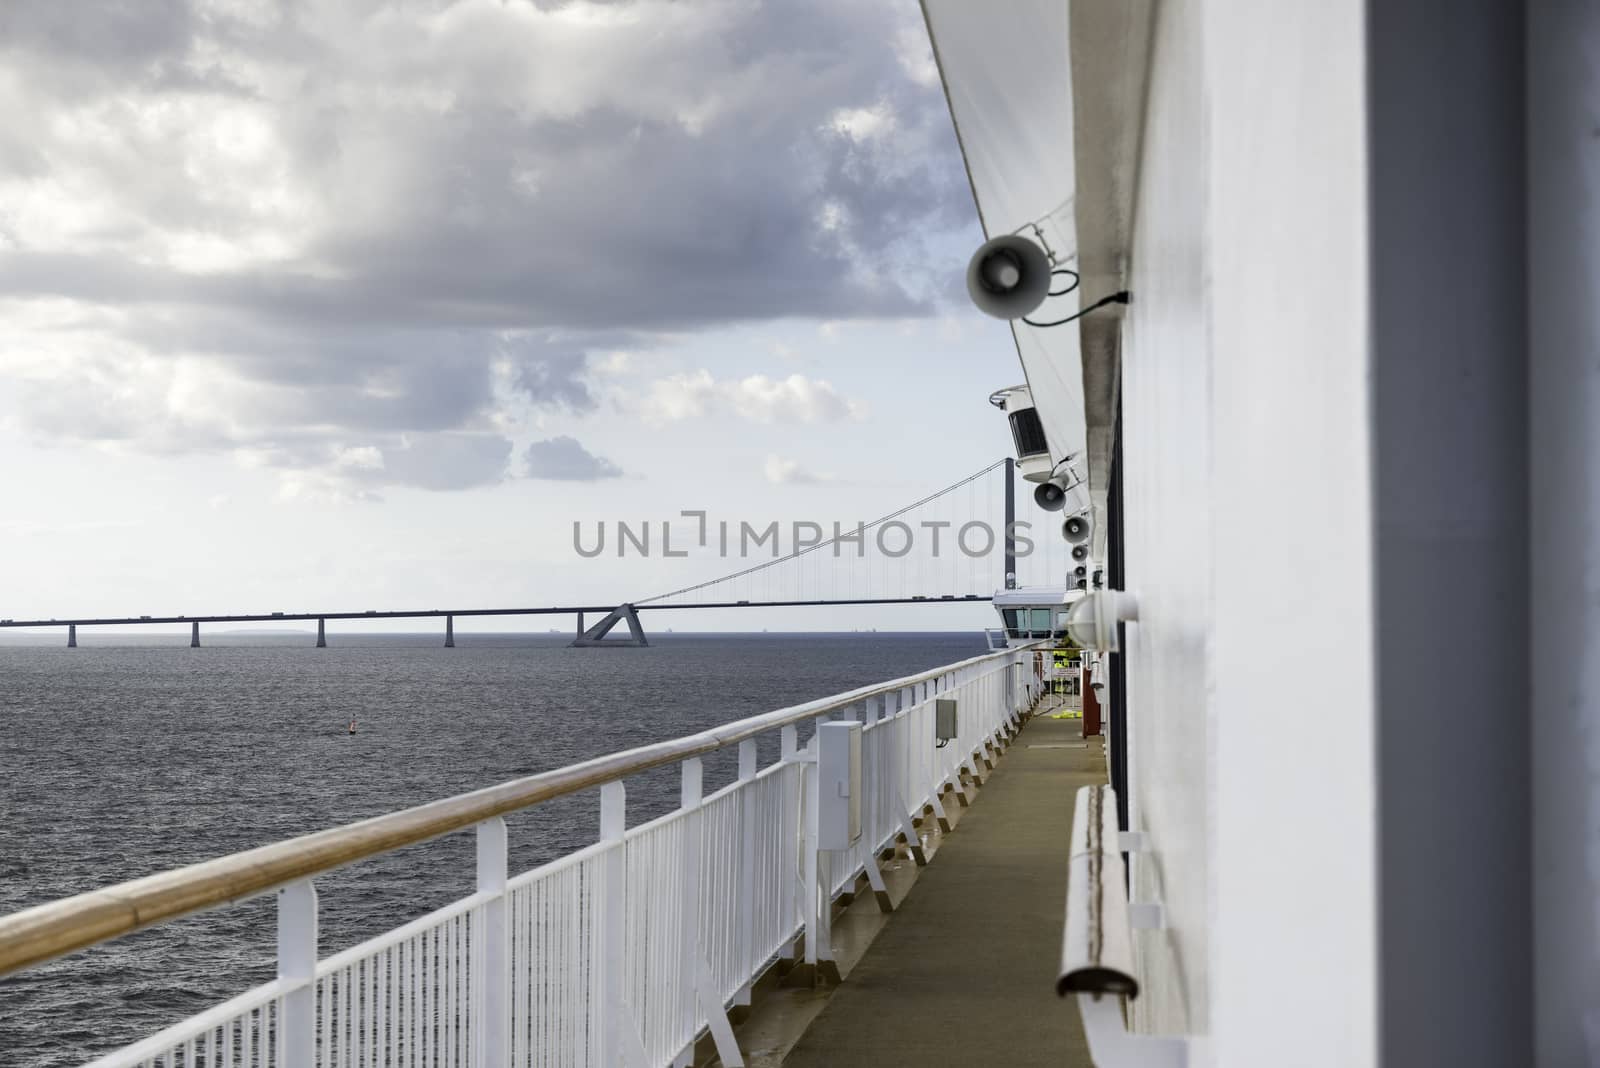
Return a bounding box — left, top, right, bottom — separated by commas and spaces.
1118, 0, 1211, 1041
1204, 1, 1376, 1064
939, 0, 1561, 1059
1118, 0, 1378, 1062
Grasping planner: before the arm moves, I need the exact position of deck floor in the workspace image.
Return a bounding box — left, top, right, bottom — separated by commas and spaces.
779, 709, 1103, 1067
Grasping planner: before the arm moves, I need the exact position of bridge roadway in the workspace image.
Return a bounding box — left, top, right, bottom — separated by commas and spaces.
0, 595, 991, 630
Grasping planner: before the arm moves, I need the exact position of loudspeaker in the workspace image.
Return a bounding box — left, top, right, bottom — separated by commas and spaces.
1062, 514, 1092, 545
966, 234, 1051, 320
1071, 544, 1089, 562
1034, 480, 1067, 511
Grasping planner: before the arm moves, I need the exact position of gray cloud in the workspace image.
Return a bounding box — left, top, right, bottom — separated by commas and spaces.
524, 436, 623, 481
0, 0, 194, 79
507, 336, 599, 413
0, 0, 975, 491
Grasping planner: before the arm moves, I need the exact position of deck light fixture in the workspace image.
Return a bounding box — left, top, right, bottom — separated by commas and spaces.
1064, 591, 1139, 653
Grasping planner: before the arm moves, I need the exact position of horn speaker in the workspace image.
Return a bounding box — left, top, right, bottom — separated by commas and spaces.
1062, 514, 1092, 545
966, 234, 1051, 320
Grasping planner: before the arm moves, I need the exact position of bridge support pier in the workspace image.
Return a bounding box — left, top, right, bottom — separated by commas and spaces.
316, 618, 326, 648
576, 611, 584, 637
190, 621, 201, 648
67, 624, 76, 648
444, 614, 455, 648
571, 604, 648, 648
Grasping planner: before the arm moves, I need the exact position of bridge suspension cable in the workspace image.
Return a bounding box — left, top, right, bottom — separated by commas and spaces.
635, 459, 1011, 606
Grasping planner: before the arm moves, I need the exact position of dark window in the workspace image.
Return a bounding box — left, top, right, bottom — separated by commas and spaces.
1001, 608, 1023, 639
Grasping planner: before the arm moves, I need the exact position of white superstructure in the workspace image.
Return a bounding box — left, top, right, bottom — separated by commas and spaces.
926, 1, 1600, 1065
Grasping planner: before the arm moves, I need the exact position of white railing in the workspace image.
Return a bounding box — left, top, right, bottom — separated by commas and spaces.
5, 645, 1044, 1068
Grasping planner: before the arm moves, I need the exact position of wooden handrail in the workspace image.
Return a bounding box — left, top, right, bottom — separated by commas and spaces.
1058, 783, 1139, 997
0, 643, 1035, 978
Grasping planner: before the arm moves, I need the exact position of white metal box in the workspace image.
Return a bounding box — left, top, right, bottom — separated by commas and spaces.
817, 721, 862, 850
935, 699, 959, 744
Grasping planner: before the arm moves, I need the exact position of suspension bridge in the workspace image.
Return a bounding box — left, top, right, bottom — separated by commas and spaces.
1, 459, 1078, 647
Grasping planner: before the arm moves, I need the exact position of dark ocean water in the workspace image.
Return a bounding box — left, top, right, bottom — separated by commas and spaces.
0, 631, 984, 1067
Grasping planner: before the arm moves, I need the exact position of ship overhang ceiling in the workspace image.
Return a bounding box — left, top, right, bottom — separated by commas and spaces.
1069, 0, 1155, 554
922, 0, 1154, 558
919, 0, 1086, 483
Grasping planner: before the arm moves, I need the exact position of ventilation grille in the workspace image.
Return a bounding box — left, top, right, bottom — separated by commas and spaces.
1008, 407, 1049, 458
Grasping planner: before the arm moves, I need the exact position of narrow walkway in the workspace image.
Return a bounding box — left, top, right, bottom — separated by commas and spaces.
781, 711, 1104, 1067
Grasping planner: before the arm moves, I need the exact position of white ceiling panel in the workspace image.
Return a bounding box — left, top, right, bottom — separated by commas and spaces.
921, 0, 1086, 484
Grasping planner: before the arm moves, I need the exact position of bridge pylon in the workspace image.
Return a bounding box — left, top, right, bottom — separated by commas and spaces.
570, 604, 649, 648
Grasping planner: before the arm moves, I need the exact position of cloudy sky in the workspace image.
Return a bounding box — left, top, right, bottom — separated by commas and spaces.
0, 0, 1034, 632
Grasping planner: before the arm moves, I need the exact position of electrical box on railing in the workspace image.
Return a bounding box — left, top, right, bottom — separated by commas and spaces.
935, 699, 958, 744
817, 721, 862, 850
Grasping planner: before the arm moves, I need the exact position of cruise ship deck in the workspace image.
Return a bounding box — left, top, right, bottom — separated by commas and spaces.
4, 0, 1598, 1063
768, 709, 1097, 1068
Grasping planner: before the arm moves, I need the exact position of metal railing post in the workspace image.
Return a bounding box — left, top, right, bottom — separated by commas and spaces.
476, 817, 509, 1068
780, 725, 800, 959
803, 725, 821, 970
674, 759, 703, 1067
735, 739, 758, 1006
863, 696, 881, 849
802, 716, 835, 977
860, 696, 896, 911
597, 782, 628, 1067
277, 880, 317, 1067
